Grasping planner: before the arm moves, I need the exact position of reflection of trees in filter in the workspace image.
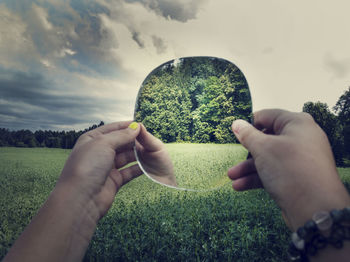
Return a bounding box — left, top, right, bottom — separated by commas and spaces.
135, 57, 252, 144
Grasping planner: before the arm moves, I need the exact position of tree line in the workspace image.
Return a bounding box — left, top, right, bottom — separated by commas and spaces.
0, 121, 104, 149
302, 87, 350, 166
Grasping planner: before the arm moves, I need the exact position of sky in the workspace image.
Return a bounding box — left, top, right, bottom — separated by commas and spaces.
0, 0, 350, 131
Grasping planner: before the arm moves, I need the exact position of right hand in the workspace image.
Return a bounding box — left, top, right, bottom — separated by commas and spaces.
227, 109, 350, 230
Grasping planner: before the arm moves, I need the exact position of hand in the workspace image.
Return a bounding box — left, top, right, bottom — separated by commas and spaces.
4, 121, 144, 262
58, 121, 143, 219
135, 124, 176, 187
227, 109, 350, 231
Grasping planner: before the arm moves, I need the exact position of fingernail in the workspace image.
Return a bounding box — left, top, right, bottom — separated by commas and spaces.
128, 122, 138, 130
232, 121, 239, 134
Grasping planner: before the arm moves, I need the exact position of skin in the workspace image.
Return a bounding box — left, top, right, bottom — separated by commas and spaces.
3, 121, 174, 262
228, 109, 350, 261
3, 109, 350, 261
136, 123, 176, 187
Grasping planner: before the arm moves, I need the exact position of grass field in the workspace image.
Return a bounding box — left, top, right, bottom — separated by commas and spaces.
151, 143, 248, 190
1, 147, 350, 261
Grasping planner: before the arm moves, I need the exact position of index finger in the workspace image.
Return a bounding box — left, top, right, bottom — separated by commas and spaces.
75, 121, 134, 147
104, 124, 141, 152
92, 121, 133, 134
253, 109, 296, 135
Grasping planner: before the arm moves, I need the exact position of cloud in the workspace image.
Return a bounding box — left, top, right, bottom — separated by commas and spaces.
152, 35, 167, 54
0, 68, 131, 130
132, 31, 145, 48
1, 0, 121, 76
324, 53, 350, 79
0, 4, 39, 71
125, 0, 207, 22
0, 0, 174, 130
1, 0, 206, 77
2, 0, 349, 132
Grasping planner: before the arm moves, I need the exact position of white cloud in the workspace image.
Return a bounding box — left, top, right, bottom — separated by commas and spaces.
58, 48, 77, 57
40, 59, 54, 68
125, 0, 208, 22
0, 4, 38, 71
32, 4, 53, 30
97, 4, 177, 81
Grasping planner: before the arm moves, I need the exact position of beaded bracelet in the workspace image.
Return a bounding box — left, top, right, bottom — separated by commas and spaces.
288, 207, 350, 262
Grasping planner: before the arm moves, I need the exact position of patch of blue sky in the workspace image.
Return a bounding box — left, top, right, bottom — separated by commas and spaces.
70, 0, 110, 19
60, 54, 122, 79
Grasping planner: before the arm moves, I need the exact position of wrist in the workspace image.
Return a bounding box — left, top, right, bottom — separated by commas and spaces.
288, 206, 350, 262
4, 181, 100, 262
50, 181, 100, 241
56, 173, 103, 216
285, 183, 350, 231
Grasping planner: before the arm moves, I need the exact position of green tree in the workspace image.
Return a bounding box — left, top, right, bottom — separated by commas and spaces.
34, 130, 45, 146
135, 72, 192, 142
214, 116, 237, 143
27, 137, 38, 148
303, 101, 344, 165
135, 57, 252, 143
334, 87, 350, 124
334, 87, 350, 158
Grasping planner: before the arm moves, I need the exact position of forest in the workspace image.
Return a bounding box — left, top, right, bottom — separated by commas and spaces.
0, 121, 104, 149
135, 57, 252, 143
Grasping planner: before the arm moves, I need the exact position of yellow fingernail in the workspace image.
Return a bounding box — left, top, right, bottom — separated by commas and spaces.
128, 122, 138, 130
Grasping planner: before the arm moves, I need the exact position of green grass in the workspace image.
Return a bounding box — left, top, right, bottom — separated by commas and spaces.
163, 143, 248, 190
1, 147, 349, 261
338, 167, 350, 192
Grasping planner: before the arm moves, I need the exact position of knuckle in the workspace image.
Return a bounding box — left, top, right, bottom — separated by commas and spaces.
76, 133, 89, 143
239, 129, 251, 145
299, 112, 315, 123
88, 130, 103, 138
94, 134, 106, 144
78, 130, 106, 145
239, 126, 258, 147
79, 132, 89, 139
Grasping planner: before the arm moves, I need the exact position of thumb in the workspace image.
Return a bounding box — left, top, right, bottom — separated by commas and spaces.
232, 119, 265, 156
136, 124, 164, 152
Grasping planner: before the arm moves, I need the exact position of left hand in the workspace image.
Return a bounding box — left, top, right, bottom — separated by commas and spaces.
58, 121, 143, 219
3, 121, 144, 262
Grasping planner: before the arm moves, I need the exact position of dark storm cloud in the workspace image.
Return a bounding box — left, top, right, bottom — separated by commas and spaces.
0, 0, 209, 131
2, 0, 207, 76
125, 0, 207, 22
0, 69, 126, 130
152, 35, 167, 54
0, 0, 140, 130
3, 0, 119, 76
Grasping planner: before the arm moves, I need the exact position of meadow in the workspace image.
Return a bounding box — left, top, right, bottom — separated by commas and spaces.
159, 143, 248, 190
1, 147, 350, 261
